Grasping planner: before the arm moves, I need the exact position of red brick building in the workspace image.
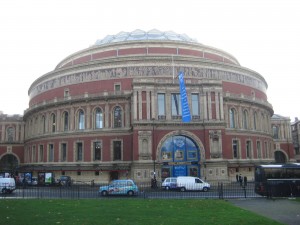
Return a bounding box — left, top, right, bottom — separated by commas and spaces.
0, 30, 296, 183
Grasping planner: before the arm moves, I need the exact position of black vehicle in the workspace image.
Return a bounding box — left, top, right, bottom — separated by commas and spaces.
59, 176, 72, 187
254, 163, 300, 197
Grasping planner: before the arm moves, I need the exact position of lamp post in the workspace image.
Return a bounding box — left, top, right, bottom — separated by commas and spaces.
151, 118, 157, 188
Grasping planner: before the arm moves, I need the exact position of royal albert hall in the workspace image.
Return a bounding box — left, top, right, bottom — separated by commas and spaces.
22, 29, 277, 183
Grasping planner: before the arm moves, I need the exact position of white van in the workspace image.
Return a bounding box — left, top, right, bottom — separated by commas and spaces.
176, 176, 210, 192
0, 178, 16, 194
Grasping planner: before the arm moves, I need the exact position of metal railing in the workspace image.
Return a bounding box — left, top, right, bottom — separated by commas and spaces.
1, 181, 262, 200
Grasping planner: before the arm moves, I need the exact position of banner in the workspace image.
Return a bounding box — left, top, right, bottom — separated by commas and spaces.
178, 71, 191, 122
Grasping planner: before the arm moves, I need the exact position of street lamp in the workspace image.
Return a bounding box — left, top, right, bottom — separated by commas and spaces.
151, 118, 157, 188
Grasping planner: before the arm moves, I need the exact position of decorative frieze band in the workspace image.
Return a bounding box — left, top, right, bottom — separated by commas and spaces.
30, 66, 266, 98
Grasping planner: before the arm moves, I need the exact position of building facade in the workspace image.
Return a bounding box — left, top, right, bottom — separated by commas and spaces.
0, 30, 296, 183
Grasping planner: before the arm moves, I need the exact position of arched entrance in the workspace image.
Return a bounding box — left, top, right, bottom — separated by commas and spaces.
160, 135, 201, 179
0, 154, 19, 174
274, 151, 287, 163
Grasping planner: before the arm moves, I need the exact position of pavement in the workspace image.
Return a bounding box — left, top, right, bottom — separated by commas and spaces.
228, 198, 300, 225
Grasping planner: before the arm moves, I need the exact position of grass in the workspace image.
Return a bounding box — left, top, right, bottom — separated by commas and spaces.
0, 199, 283, 225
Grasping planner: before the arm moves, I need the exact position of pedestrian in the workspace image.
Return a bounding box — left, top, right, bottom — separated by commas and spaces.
243, 176, 247, 186
236, 174, 239, 182
239, 174, 242, 186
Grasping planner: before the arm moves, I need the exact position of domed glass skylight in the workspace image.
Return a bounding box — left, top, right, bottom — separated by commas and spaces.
94, 29, 198, 46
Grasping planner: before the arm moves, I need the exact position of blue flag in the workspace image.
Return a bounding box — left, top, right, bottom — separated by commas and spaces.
178, 71, 191, 122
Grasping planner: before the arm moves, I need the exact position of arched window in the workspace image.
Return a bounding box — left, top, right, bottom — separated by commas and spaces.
95, 108, 103, 129
272, 125, 279, 139
78, 109, 85, 130
6, 127, 15, 142
229, 108, 236, 128
35, 117, 38, 135
260, 113, 266, 131
51, 113, 56, 132
243, 110, 248, 129
30, 119, 33, 136
253, 112, 257, 130
113, 106, 122, 128
63, 111, 69, 131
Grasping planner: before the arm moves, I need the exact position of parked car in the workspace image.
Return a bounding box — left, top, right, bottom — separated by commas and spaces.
99, 179, 139, 196
0, 177, 16, 194
162, 177, 178, 190
58, 176, 72, 187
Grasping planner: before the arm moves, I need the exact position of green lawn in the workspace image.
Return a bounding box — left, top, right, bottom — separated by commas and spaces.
0, 199, 283, 225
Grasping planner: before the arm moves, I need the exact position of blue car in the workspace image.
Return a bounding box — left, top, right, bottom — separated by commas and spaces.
99, 179, 139, 196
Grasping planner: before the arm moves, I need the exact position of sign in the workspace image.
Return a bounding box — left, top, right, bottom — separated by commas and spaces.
178, 71, 191, 122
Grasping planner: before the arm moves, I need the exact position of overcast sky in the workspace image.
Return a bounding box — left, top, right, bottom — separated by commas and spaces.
1, 0, 300, 121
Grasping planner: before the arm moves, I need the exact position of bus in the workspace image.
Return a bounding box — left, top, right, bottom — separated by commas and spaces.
254, 163, 300, 197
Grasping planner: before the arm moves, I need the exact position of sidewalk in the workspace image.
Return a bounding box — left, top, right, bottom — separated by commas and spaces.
229, 198, 300, 225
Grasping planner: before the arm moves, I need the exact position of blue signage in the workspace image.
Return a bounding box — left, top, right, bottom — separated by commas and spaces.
178, 71, 191, 122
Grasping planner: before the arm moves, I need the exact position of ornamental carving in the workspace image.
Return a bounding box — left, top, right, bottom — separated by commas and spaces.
209, 130, 222, 158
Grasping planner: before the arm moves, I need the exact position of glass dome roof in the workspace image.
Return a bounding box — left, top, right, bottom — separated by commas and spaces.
94, 29, 198, 46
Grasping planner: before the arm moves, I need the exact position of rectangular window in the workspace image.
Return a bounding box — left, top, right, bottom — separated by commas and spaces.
94, 141, 101, 161
264, 141, 268, 158
257, 141, 261, 158
157, 93, 165, 119
232, 140, 239, 159
77, 143, 83, 161
95, 110, 103, 129
114, 84, 121, 92
246, 141, 251, 158
171, 93, 182, 118
32, 145, 36, 162
27, 146, 31, 162
113, 141, 122, 161
64, 113, 69, 131
61, 143, 67, 162
79, 113, 85, 130
48, 144, 54, 162
64, 89, 69, 98
39, 145, 44, 162
191, 93, 200, 118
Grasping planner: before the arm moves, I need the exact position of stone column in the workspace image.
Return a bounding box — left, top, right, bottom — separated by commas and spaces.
125, 102, 130, 127
133, 90, 138, 120
166, 92, 171, 120
215, 92, 220, 120
16, 123, 20, 141
70, 107, 74, 131
1, 124, 5, 141
151, 90, 156, 119
207, 91, 212, 120
219, 92, 224, 120
57, 109, 61, 132
138, 91, 142, 120
203, 91, 208, 120
86, 105, 91, 129
105, 102, 109, 128
146, 90, 150, 120
20, 124, 24, 142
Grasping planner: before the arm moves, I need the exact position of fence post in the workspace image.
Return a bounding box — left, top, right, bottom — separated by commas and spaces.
218, 182, 224, 199
22, 186, 25, 199
77, 185, 80, 199
59, 186, 62, 199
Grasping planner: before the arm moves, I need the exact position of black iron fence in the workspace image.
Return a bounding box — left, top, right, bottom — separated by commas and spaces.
1, 181, 263, 200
